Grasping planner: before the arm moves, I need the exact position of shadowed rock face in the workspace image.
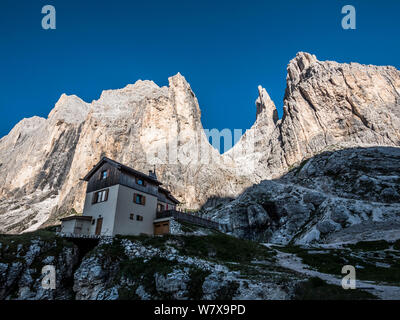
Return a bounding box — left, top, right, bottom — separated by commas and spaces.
211, 147, 400, 245
0, 53, 399, 234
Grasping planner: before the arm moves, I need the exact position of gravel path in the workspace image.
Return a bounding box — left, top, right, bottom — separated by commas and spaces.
270, 247, 400, 300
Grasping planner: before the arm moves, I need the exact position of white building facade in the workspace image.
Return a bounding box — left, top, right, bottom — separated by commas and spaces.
60, 157, 179, 237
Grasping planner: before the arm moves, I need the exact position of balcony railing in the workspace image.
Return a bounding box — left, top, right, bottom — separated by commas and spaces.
156, 210, 220, 230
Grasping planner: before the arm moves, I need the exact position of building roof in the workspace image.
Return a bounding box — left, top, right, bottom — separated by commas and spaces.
60, 215, 93, 222
158, 186, 181, 204
82, 157, 162, 186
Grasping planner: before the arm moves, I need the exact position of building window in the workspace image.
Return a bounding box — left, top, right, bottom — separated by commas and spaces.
136, 177, 146, 186
136, 215, 143, 221
91, 219, 95, 225
129, 213, 134, 220
100, 170, 108, 180
134, 193, 146, 205
92, 189, 109, 204
157, 203, 165, 213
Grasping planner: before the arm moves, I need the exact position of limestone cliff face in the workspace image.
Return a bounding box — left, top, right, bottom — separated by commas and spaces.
0, 74, 246, 233
228, 52, 400, 181
0, 95, 90, 233
0, 53, 399, 234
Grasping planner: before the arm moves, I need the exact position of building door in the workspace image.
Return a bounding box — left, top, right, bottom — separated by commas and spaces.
95, 218, 103, 235
162, 222, 169, 234
154, 221, 170, 235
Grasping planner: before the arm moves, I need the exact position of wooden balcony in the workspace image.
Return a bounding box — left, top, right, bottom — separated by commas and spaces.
156, 210, 220, 230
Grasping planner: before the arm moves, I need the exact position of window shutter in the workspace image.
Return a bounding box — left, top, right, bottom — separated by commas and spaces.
92, 192, 97, 204
142, 196, 146, 205
104, 189, 109, 201
133, 193, 137, 203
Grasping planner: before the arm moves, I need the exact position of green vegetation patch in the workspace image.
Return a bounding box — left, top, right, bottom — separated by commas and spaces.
96, 237, 128, 261
294, 277, 377, 300
276, 241, 400, 286
172, 233, 276, 264
118, 233, 276, 265
344, 240, 390, 251
118, 286, 141, 300
178, 221, 205, 233
186, 267, 211, 300
295, 158, 310, 175
116, 234, 171, 250
215, 281, 240, 300
117, 256, 213, 300
0, 227, 74, 264
113, 233, 280, 299
118, 256, 177, 299
0, 227, 77, 299
394, 239, 400, 251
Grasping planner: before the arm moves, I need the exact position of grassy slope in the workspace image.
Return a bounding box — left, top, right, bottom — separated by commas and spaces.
93, 232, 284, 300
0, 226, 74, 264
0, 227, 387, 300
0, 226, 77, 299
294, 277, 376, 300
277, 239, 400, 286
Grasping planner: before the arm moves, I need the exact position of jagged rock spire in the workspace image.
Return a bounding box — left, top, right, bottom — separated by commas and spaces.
256, 85, 278, 125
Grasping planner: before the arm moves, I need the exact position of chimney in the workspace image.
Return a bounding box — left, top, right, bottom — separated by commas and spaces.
149, 166, 157, 180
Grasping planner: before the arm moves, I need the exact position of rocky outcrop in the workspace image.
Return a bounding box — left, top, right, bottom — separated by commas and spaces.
3, 227, 397, 300
211, 146, 400, 244
0, 230, 300, 300
71, 235, 297, 300
0, 230, 80, 299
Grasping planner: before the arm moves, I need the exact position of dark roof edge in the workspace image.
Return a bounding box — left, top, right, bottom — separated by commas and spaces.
82, 157, 162, 185
60, 215, 93, 222
82, 157, 112, 181
158, 186, 181, 204
167, 194, 180, 204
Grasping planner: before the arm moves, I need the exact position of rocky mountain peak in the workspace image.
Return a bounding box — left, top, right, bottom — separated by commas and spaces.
287, 52, 317, 81
168, 72, 187, 85
168, 72, 194, 95
230, 52, 400, 180
285, 52, 318, 98
48, 94, 91, 125
168, 73, 202, 128
94, 80, 168, 114
122, 79, 167, 99
255, 85, 278, 125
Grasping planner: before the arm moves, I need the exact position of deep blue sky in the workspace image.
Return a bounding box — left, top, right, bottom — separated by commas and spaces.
0, 0, 399, 140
